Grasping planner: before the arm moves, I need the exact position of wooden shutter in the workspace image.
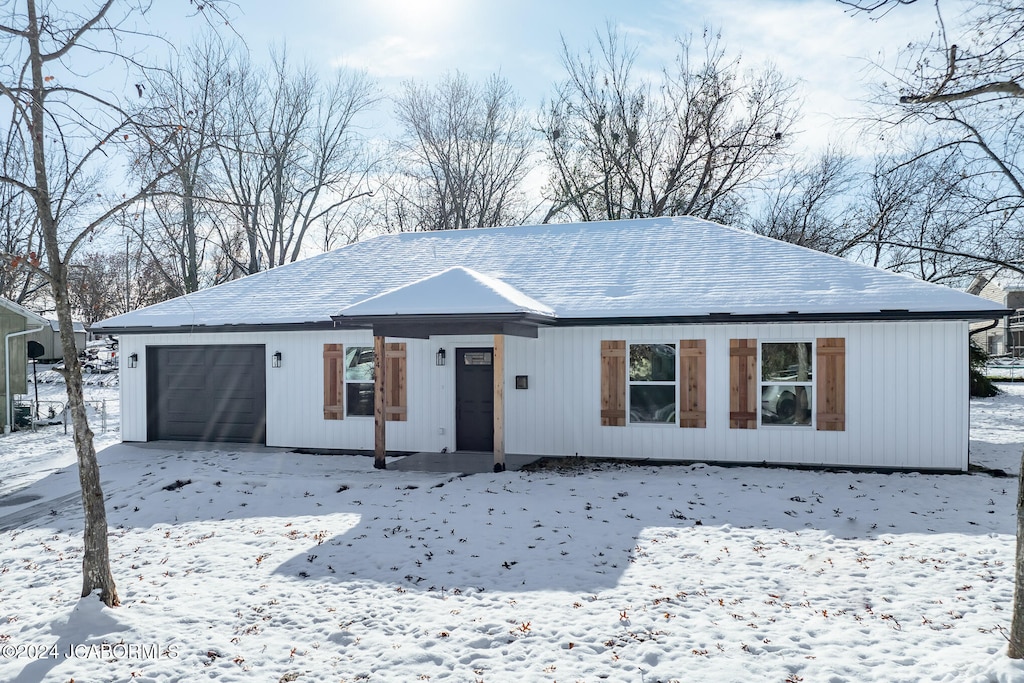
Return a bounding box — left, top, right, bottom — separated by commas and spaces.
816, 338, 846, 431
729, 339, 757, 429
323, 343, 345, 420
384, 342, 407, 422
600, 340, 627, 426
678, 339, 706, 428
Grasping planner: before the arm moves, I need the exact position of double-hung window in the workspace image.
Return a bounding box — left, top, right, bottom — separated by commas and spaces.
760, 341, 813, 426
345, 346, 375, 417
628, 343, 676, 424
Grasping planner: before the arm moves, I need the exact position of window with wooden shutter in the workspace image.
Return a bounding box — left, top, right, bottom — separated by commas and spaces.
678, 339, 706, 428
816, 337, 846, 431
600, 340, 626, 426
729, 339, 757, 429
323, 343, 345, 420
384, 342, 407, 422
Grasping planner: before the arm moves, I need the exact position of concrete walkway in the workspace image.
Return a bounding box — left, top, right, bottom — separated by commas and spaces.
388, 451, 542, 474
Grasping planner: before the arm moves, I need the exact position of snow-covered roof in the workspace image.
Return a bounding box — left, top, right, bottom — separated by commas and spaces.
0, 297, 48, 327
337, 267, 556, 318
43, 319, 87, 333
93, 217, 1007, 331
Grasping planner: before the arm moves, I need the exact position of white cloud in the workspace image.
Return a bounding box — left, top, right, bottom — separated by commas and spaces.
330, 35, 442, 80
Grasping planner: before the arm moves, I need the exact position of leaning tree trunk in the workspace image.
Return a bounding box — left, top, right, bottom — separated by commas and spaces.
54, 285, 120, 607
1010, 448, 1024, 658
25, 0, 119, 608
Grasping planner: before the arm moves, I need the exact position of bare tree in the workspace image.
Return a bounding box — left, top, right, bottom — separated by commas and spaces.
67, 247, 177, 325
383, 71, 536, 231
750, 146, 857, 253
852, 2, 1024, 270
0, 0, 230, 607
215, 49, 378, 274
128, 35, 235, 295
0, 141, 45, 304
542, 26, 798, 224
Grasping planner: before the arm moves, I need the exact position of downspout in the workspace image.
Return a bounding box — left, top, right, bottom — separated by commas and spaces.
975, 318, 1002, 336
4, 324, 45, 435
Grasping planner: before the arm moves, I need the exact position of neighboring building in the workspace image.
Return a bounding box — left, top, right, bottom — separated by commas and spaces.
967, 272, 1024, 356
0, 298, 48, 432
93, 217, 1008, 472
26, 319, 89, 362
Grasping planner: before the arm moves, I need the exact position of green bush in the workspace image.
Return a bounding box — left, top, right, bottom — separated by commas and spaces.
970, 338, 1000, 397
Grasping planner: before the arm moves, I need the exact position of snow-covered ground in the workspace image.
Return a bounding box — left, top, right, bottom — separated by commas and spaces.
1, 383, 1024, 682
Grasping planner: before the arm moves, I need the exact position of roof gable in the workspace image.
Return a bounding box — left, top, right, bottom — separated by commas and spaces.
93, 217, 1008, 331
337, 266, 556, 317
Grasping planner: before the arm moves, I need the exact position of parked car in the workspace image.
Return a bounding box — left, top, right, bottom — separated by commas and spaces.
762, 385, 811, 425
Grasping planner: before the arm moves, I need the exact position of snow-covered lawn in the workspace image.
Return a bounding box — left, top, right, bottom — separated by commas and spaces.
1, 384, 1024, 682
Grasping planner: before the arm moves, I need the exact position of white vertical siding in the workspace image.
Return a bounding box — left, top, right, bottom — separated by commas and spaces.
502, 321, 968, 471
117, 320, 969, 470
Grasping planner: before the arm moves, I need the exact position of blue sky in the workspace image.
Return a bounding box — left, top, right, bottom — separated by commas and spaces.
148, 0, 945, 152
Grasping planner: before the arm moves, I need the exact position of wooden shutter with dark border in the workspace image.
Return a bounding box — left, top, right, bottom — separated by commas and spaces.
729, 339, 757, 429
816, 338, 846, 431
324, 343, 345, 420
600, 340, 627, 426
678, 339, 707, 428
384, 342, 407, 422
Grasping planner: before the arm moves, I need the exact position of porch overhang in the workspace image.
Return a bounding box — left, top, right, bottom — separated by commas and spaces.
329, 312, 556, 339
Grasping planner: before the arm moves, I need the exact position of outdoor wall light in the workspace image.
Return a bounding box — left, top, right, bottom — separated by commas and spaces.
272, 351, 282, 368
127, 353, 138, 369
436, 348, 446, 366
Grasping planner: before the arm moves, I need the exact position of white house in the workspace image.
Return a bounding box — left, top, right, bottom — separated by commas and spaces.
93, 217, 1008, 472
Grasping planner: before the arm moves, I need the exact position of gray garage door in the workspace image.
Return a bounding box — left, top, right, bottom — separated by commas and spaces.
146, 345, 267, 443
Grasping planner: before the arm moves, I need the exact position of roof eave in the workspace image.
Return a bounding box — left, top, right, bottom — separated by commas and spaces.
94, 308, 1011, 335
551, 308, 1013, 326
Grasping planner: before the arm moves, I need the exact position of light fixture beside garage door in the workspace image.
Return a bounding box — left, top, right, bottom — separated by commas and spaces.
272, 351, 282, 368
127, 353, 138, 369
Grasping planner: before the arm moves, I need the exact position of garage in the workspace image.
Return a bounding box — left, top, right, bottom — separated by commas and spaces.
146, 345, 266, 443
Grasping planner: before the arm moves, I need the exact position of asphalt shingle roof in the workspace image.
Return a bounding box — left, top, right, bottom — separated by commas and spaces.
93, 216, 1005, 331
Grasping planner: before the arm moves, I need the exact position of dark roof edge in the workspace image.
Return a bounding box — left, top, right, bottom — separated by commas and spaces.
96, 308, 1010, 335
93, 321, 340, 334
553, 309, 1011, 326
330, 312, 556, 326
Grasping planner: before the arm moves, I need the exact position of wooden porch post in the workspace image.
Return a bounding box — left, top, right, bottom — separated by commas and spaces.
374, 334, 386, 469
493, 334, 505, 472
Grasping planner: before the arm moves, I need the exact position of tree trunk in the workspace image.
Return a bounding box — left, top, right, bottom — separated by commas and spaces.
56, 288, 120, 607
1009, 447, 1024, 658
25, 0, 119, 608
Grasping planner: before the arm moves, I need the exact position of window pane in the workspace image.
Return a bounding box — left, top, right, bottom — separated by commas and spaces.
346, 382, 374, 416
345, 346, 374, 381
761, 342, 813, 381
629, 344, 676, 382
761, 385, 812, 426
629, 385, 676, 423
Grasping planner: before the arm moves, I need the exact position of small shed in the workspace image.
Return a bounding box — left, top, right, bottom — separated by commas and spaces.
94, 217, 1009, 472
0, 298, 48, 432
26, 319, 88, 362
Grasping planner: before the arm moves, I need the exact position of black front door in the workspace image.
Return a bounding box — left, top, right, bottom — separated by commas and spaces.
455, 347, 494, 451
